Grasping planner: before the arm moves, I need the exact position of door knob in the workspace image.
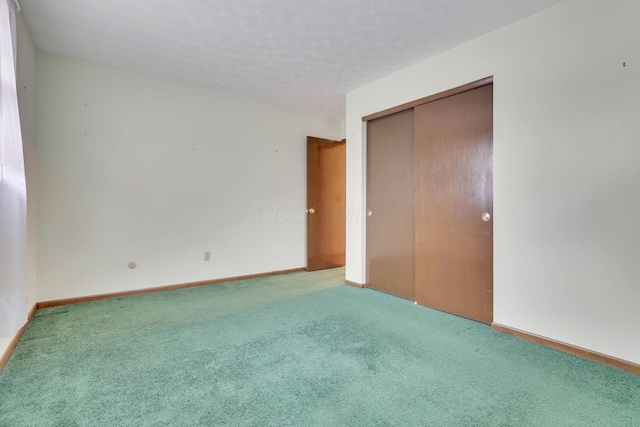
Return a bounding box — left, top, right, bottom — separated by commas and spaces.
482, 212, 491, 222
308, 208, 316, 214
366, 210, 373, 217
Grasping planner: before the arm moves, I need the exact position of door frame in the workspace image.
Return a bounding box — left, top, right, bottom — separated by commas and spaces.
306, 136, 346, 271
363, 77, 493, 122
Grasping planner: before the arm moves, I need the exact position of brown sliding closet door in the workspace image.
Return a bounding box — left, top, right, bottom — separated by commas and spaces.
366, 109, 415, 300
414, 84, 493, 324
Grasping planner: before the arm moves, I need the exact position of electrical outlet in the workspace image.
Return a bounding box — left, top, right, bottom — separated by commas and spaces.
204, 251, 211, 261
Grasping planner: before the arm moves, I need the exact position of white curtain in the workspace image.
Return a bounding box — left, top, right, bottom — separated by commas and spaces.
0, 0, 28, 337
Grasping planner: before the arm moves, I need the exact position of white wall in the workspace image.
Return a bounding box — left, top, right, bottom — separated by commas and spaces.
36, 52, 341, 301
0, 11, 38, 359
17, 12, 38, 311
346, 0, 640, 364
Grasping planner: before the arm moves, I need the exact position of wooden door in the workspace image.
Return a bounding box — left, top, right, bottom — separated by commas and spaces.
414, 84, 493, 323
366, 110, 415, 300
307, 137, 346, 271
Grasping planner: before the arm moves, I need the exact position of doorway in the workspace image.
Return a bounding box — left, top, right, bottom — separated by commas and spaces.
306, 136, 346, 271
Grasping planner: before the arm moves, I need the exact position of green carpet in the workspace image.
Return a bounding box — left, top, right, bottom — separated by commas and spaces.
1, 268, 639, 426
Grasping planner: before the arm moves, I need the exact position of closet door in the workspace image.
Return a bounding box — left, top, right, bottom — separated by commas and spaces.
366, 109, 415, 300
414, 84, 493, 323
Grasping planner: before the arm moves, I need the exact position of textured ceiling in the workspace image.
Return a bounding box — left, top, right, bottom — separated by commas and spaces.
20, 0, 563, 118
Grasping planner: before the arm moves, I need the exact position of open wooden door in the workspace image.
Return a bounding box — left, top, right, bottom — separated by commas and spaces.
306, 137, 345, 271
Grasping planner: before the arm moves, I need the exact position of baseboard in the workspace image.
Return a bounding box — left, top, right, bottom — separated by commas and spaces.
0, 304, 38, 373
2, 268, 305, 372
345, 280, 366, 289
492, 323, 640, 375
37, 267, 306, 309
